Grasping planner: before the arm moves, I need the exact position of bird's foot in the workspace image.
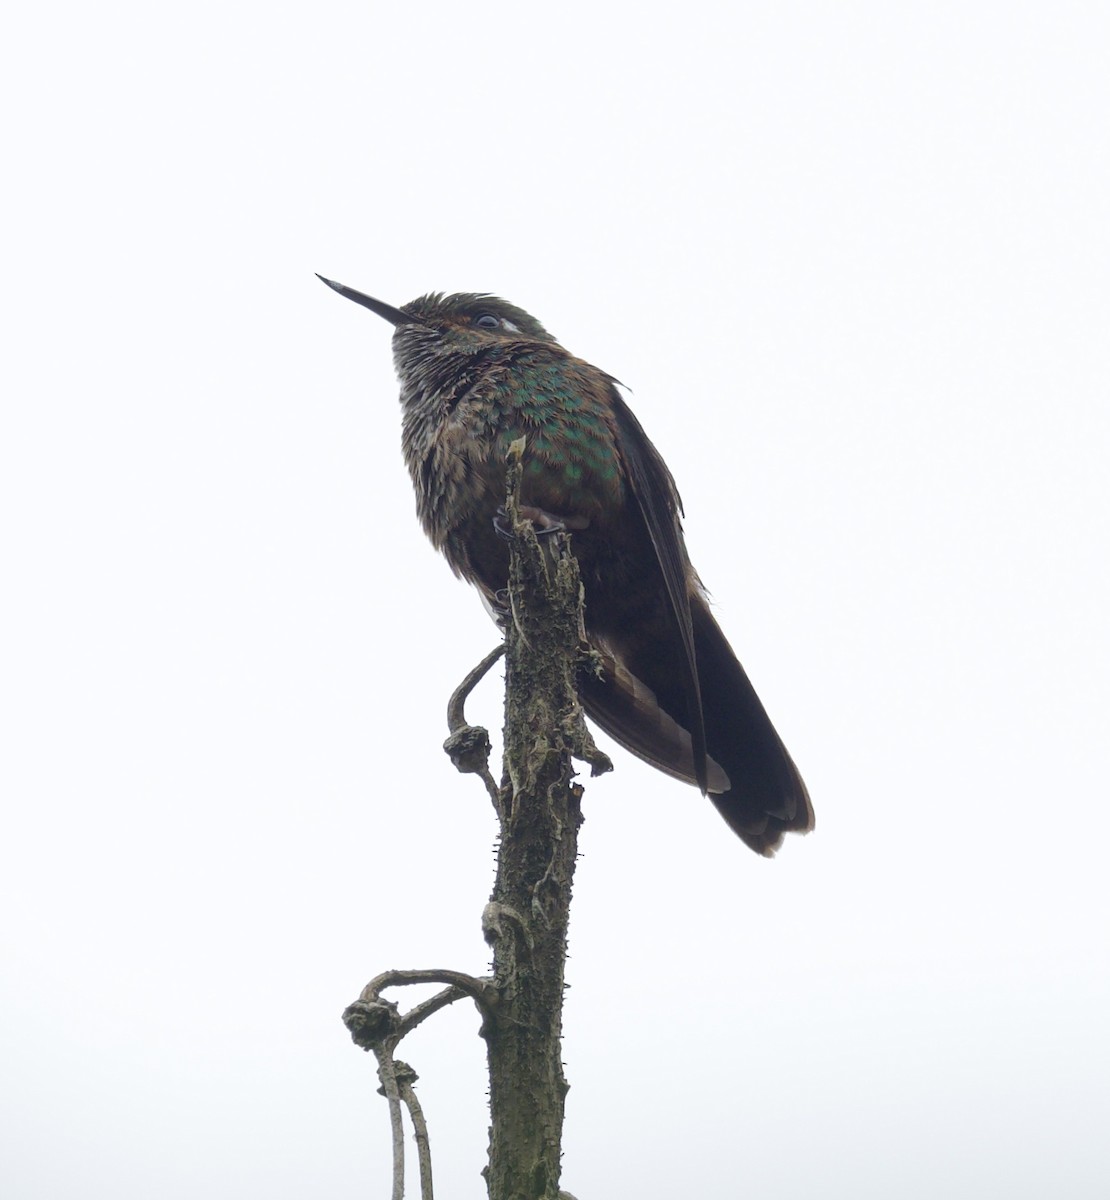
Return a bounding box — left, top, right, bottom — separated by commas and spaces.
490, 588, 511, 628
493, 504, 590, 541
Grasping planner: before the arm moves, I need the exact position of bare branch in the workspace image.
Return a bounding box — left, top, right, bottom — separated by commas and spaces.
373, 1045, 406, 1200
398, 986, 474, 1038
443, 644, 505, 808
446, 643, 505, 733
360, 968, 496, 1012
396, 1062, 434, 1200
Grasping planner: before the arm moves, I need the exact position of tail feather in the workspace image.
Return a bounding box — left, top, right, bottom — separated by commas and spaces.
690, 595, 813, 855
577, 594, 812, 857
578, 647, 731, 793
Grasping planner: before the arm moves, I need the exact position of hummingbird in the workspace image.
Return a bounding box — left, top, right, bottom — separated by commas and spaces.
318, 275, 813, 856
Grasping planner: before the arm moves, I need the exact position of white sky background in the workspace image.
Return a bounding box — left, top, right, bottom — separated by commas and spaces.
2, 2, 1108, 1197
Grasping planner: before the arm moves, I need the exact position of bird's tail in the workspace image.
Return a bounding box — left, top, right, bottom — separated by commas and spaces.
690, 595, 813, 855
578, 596, 812, 856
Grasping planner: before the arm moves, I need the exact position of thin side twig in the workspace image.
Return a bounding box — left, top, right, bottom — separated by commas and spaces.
398, 985, 474, 1038
360, 968, 496, 1012
374, 1044, 406, 1200
443, 644, 505, 809
446, 643, 505, 733
396, 1061, 434, 1200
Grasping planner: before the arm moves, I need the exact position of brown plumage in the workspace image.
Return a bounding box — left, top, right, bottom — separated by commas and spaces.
319, 276, 813, 855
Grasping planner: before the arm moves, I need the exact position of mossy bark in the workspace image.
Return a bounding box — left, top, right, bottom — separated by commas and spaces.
481, 460, 609, 1200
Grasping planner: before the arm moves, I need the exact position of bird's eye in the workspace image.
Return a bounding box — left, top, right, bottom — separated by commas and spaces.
475, 314, 500, 330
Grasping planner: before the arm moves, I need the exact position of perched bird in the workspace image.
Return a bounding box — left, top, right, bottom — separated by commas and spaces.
318, 276, 812, 855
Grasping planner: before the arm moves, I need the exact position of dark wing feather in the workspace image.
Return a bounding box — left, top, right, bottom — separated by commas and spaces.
606, 382, 709, 792
577, 643, 730, 792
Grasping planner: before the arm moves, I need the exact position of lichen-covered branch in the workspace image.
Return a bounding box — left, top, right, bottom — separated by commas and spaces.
343, 449, 603, 1199
480, 449, 608, 1200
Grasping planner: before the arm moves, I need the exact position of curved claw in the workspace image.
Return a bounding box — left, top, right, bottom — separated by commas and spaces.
492, 504, 590, 541
493, 506, 516, 542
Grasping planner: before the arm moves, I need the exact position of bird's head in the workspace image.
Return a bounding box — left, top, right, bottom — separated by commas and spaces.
317, 277, 558, 391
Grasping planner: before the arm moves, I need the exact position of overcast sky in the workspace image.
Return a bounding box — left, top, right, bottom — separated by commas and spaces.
3, 3, 1108, 1198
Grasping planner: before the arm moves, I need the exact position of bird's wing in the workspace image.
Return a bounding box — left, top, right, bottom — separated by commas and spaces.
605, 381, 709, 793
577, 643, 730, 792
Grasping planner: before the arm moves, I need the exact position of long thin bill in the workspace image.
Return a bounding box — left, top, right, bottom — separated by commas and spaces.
316, 275, 422, 326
